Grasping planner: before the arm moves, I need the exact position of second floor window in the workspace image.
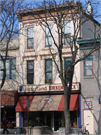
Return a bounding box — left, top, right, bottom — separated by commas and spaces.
84, 55, 93, 76
27, 60, 34, 84
27, 27, 34, 49
64, 58, 72, 80
45, 59, 52, 83
0, 57, 16, 80
45, 24, 52, 47
64, 21, 71, 45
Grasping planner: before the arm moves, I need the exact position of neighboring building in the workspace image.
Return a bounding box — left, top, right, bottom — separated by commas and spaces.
0, 37, 19, 128
14, 1, 100, 132
77, 38, 100, 134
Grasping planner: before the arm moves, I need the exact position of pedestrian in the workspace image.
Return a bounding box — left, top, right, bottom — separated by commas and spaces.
2, 114, 9, 134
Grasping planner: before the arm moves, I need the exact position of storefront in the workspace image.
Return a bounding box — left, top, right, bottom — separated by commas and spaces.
15, 83, 81, 131
0, 90, 18, 128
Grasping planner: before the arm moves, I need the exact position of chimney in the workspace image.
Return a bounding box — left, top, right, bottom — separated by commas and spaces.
86, 2, 93, 15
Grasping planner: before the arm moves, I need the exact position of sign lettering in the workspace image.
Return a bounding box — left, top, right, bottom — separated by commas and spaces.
18, 83, 80, 93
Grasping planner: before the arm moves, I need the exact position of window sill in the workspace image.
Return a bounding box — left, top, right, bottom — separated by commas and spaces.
83, 76, 94, 79
25, 49, 35, 53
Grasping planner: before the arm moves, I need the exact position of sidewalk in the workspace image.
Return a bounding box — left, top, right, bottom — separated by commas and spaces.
0, 128, 15, 134
0, 128, 77, 135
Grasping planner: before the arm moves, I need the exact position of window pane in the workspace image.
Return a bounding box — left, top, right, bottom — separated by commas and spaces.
45, 36, 52, 47
27, 73, 33, 84
65, 58, 71, 69
64, 21, 71, 45
0, 60, 3, 80
10, 58, 16, 79
27, 27, 33, 38
84, 57, 93, 76
45, 24, 52, 47
64, 21, 71, 33
6, 60, 9, 79
86, 68, 92, 76
27, 61, 34, 84
27, 39, 33, 48
27, 61, 34, 72
45, 60, 52, 71
46, 25, 52, 35
27, 27, 34, 49
11, 70, 16, 79
85, 60, 92, 66
45, 59, 52, 83
46, 72, 52, 79
11, 58, 16, 70
64, 58, 72, 79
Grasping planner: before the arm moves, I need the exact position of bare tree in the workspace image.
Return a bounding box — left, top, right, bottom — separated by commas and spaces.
16, 0, 100, 134
0, 0, 27, 89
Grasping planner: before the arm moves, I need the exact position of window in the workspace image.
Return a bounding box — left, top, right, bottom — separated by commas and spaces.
84, 55, 93, 76
64, 21, 71, 45
45, 59, 52, 83
27, 27, 34, 49
0, 57, 16, 80
64, 58, 72, 79
45, 24, 52, 47
27, 60, 34, 84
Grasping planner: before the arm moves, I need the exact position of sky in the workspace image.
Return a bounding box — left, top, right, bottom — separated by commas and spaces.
24, 0, 101, 24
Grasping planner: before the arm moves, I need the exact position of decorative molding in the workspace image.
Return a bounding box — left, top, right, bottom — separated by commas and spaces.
63, 46, 70, 49
22, 55, 38, 61
24, 49, 35, 53
42, 48, 54, 51
62, 52, 72, 55
40, 53, 56, 60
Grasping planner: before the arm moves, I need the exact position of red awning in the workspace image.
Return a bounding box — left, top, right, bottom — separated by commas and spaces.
15, 96, 33, 111
15, 94, 79, 111
58, 94, 79, 111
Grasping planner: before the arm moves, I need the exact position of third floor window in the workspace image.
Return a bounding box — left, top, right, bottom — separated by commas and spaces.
27, 27, 34, 49
45, 24, 52, 47
64, 21, 71, 45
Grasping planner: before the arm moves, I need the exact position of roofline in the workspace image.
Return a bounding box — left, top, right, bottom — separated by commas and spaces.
16, 1, 79, 15
83, 12, 100, 26
16, 2, 100, 26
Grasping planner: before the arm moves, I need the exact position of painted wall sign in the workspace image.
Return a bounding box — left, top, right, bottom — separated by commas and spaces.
18, 83, 80, 93
84, 101, 92, 109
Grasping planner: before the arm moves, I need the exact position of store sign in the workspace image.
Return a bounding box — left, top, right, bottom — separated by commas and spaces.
18, 83, 80, 93
84, 101, 92, 109
41, 98, 52, 103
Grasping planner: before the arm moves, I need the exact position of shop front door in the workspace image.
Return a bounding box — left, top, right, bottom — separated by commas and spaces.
84, 110, 94, 134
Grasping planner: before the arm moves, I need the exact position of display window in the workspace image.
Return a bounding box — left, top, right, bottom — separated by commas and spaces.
1, 108, 16, 128
22, 111, 77, 130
